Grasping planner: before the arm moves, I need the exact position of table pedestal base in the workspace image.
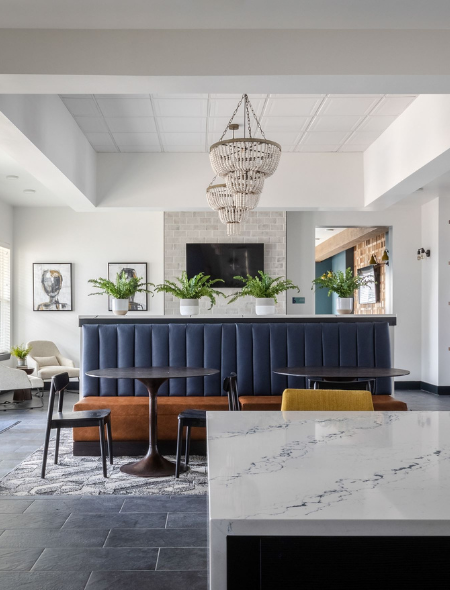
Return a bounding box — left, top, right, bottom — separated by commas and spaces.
120, 454, 188, 478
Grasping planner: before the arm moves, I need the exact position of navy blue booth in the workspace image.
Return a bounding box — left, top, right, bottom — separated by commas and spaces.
74, 321, 406, 455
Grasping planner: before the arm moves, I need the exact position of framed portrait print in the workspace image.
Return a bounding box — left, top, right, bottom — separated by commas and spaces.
107, 262, 148, 312
33, 263, 73, 311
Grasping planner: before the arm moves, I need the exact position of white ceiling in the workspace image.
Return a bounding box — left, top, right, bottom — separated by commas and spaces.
315, 227, 348, 246
60, 94, 417, 154
0, 152, 61, 207
2, 0, 450, 29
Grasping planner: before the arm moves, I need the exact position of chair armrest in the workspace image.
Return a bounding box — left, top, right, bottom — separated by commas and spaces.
57, 355, 75, 368
0, 367, 31, 390
26, 356, 40, 374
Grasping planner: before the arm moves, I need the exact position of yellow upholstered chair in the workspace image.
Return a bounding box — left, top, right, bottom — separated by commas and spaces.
281, 389, 374, 411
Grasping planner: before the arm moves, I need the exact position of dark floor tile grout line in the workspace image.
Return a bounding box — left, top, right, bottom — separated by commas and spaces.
22, 500, 37, 514
102, 529, 113, 548
83, 571, 94, 590
28, 547, 46, 572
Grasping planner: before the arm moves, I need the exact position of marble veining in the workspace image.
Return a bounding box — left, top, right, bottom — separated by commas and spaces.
208, 411, 450, 589
207, 411, 450, 522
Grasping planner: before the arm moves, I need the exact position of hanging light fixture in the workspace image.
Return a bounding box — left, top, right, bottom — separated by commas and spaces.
207, 95, 281, 234
218, 207, 249, 236
206, 183, 260, 212
206, 181, 259, 236
209, 95, 281, 181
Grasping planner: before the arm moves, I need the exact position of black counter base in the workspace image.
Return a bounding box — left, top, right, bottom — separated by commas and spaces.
227, 536, 450, 589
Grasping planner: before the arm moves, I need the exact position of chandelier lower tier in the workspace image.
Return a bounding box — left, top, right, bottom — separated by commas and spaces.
206, 94, 282, 235
206, 183, 259, 235
218, 207, 248, 236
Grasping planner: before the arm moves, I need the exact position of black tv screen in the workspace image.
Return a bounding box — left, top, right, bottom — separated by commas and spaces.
186, 243, 264, 288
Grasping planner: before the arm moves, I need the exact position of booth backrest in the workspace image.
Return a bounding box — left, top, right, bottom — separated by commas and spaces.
81, 322, 392, 397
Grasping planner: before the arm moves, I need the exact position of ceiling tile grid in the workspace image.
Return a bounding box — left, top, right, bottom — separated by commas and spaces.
60, 93, 418, 154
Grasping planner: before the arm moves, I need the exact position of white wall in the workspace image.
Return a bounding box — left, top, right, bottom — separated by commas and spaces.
13, 208, 164, 366
421, 198, 440, 385
97, 152, 364, 210
364, 95, 450, 209
286, 208, 423, 382
0, 95, 96, 211
0, 200, 13, 365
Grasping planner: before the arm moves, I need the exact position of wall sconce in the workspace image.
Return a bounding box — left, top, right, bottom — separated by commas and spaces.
417, 248, 430, 260
369, 250, 389, 266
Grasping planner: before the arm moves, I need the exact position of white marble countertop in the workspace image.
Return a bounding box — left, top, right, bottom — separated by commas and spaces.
208, 411, 450, 522
207, 411, 450, 589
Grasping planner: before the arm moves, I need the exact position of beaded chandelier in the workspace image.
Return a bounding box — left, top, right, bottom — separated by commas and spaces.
209, 95, 281, 180
206, 183, 259, 235
207, 94, 281, 234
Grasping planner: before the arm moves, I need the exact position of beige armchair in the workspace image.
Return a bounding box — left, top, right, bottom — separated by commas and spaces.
26, 340, 80, 382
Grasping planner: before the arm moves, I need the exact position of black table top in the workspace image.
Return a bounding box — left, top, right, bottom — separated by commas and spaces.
273, 366, 410, 378
86, 367, 220, 380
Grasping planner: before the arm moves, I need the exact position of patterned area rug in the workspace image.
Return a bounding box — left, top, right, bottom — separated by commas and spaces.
0, 431, 208, 496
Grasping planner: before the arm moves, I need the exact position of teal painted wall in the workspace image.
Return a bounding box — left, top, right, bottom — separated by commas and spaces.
315, 248, 354, 314
315, 260, 332, 314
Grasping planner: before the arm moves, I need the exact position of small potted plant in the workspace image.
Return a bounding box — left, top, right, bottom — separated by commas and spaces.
89, 271, 154, 316
311, 267, 373, 314
227, 271, 300, 315
10, 344, 32, 367
155, 271, 225, 315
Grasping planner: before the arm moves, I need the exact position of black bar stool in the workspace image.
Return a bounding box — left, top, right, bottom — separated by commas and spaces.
41, 372, 113, 478
175, 372, 240, 478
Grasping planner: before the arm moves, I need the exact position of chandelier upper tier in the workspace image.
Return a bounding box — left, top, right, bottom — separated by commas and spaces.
207, 94, 281, 235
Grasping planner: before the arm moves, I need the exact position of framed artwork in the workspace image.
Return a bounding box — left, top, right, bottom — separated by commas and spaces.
33, 263, 73, 311
107, 262, 148, 312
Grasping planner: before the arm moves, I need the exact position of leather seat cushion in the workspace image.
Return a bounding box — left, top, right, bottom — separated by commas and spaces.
73, 396, 229, 442
239, 395, 408, 412
39, 366, 80, 380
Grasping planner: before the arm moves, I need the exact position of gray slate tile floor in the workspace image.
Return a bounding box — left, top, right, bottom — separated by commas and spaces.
0, 387, 449, 589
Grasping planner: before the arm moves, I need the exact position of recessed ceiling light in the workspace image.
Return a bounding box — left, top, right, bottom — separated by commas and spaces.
6, 175, 19, 180
23, 189, 36, 193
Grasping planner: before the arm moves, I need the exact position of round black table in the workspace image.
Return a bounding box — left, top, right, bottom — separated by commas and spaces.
273, 366, 410, 393
86, 366, 219, 478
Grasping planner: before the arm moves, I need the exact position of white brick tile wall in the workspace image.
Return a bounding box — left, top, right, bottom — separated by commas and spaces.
164, 211, 287, 315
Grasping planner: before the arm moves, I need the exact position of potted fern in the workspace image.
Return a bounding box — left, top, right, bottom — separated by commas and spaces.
311, 267, 374, 315
89, 271, 154, 316
155, 271, 225, 315
227, 271, 300, 315
10, 344, 32, 367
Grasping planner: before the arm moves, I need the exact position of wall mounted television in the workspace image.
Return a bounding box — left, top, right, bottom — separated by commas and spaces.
186, 243, 264, 288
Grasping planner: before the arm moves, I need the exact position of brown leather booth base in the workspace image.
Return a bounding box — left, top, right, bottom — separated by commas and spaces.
73, 439, 207, 458
74, 393, 407, 449
239, 395, 408, 412
73, 396, 229, 444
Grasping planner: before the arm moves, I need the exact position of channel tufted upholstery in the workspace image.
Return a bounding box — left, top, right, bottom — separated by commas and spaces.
75, 321, 401, 450
81, 322, 392, 397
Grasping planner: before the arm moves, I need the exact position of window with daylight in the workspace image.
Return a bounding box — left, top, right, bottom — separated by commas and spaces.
0, 245, 11, 355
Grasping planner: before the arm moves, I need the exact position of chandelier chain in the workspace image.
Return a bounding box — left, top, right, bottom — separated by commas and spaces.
219, 94, 245, 141
244, 96, 253, 138
247, 97, 266, 139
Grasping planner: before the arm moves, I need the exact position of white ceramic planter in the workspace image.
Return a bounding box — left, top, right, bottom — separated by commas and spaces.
17, 358, 26, 367
336, 297, 354, 315
112, 298, 129, 316
180, 299, 199, 316
255, 297, 276, 316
